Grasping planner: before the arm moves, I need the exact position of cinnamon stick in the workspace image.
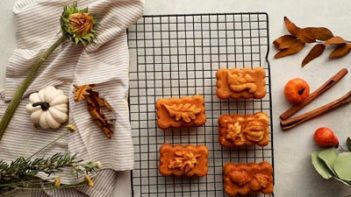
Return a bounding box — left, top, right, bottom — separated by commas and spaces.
281, 91, 351, 131
280, 68, 348, 120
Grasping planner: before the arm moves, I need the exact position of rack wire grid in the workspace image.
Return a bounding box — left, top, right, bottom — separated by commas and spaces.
128, 13, 274, 197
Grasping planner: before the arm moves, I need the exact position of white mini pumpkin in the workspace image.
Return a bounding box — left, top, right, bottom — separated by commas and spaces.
26, 86, 69, 129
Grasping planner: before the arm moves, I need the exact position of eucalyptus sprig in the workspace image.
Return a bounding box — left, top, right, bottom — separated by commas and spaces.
311, 137, 351, 186
0, 2, 96, 140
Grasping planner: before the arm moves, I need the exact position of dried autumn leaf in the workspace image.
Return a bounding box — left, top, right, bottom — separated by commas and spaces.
274, 40, 305, 58
274, 16, 350, 64
101, 127, 113, 139
297, 28, 316, 43
284, 16, 300, 36
164, 103, 201, 123
273, 35, 298, 50
99, 99, 112, 111
325, 36, 346, 46
73, 84, 95, 102
75, 84, 114, 139
304, 27, 334, 41
87, 90, 114, 139
301, 44, 326, 67
329, 44, 351, 59
89, 91, 112, 111
87, 100, 114, 139
88, 106, 107, 124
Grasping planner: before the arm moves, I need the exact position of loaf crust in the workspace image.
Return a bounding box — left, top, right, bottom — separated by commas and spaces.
159, 144, 208, 177
218, 112, 269, 147
156, 95, 206, 129
224, 161, 274, 196
216, 67, 266, 99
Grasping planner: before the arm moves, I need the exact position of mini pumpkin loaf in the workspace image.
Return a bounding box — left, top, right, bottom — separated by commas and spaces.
218, 112, 269, 147
224, 161, 274, 196
216, 67, 266, 99
159, 144, 208, 176
156, 95, 206, 129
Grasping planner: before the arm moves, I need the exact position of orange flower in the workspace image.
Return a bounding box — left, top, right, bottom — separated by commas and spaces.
61, 2, 96, 45
54, 177, 61, 188
68, 13, 94, 37
85, 175, 94, 187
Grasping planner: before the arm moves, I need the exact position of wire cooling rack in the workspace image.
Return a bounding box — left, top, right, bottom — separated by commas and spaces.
128, 13, 274, 197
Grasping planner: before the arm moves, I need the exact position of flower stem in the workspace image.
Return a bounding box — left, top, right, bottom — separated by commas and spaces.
0, 35, 66, 140
28, 132, 69, 159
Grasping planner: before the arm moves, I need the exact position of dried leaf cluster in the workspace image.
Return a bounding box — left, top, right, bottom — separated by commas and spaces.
274, 17, 351, 67
74, 84, 113, 139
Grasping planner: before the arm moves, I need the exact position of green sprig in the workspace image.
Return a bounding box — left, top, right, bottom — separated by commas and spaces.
0, 153, 100, 194
0, 125, 100, 194
0, 153, 80, 184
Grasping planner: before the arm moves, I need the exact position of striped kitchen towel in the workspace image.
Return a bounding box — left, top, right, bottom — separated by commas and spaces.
0, 0, 143, 196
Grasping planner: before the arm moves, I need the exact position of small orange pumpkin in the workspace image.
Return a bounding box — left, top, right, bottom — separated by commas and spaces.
284, 78, 310, 104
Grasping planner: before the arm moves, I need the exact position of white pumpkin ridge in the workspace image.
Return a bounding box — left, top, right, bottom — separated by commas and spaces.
26, 86, 69, 129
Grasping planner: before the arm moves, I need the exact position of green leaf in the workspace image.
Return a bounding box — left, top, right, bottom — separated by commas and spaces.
311, 151, 334, 179
346, 137, 351, 152
334, 152, 351, 181
75, 38, 80, 45
334, 177, 351, 186
318, 148, 338, 174
79, 7, 89, 13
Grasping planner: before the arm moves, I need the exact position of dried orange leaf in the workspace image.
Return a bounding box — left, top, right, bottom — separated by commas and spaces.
325, 36, 346, 46
89, 91, 113, 111
75, 84, 114, 139
329, 44, 351, 59
88, 107, 113, 139
98, 98, 112, 111
87, 94, 114, 139
297, 28, 316, 43
284, 16, 300, 36
301, 44, 325, 67
304, 27, 334, 41
88, 107, 106, 123
101, 127, 113, 139
273, 35, 298, 50
274, 41, 305, 58
73, 84, 95, 102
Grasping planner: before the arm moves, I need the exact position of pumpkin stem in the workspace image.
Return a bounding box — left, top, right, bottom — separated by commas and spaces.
298, 88, 305, 95
32, 102, 50, 111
